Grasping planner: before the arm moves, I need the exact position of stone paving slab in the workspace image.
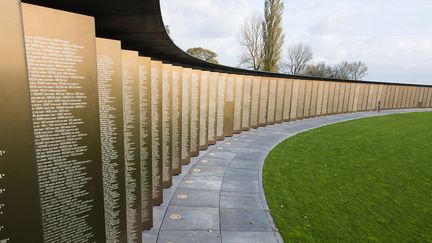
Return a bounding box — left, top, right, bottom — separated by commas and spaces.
143, 109, 431, 243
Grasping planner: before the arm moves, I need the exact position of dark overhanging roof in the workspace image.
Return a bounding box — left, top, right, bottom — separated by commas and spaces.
23, 0, 431, 87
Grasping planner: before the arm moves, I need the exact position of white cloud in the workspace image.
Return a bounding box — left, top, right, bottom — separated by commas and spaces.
161, 0, 432, 85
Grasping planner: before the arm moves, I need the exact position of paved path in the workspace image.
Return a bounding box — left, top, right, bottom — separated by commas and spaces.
143, 109, 431, 243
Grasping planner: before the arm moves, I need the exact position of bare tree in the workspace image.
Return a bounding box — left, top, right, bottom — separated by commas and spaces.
239, 14, 264, 70
262, 0, 285, 72
303, 62, 335, 78
334, 61, 368, 80
282, 43, 313, 75
350, 61, 368, 80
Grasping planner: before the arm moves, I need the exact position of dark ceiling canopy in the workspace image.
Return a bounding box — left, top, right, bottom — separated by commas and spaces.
22, 0, 431, 87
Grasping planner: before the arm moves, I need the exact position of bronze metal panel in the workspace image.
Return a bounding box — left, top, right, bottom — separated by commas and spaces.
199, 71, 209, 149
181, 68, 192, 163
22, 4, 106, 242
393, 86, 400, 108
0, 1, 44, 241
427, 89, 432, 107
121, 50, 142, 242
419, 87, 427, 107
162, 64, 172, 187
290, 80, 300, 120
316, 82, 324, 116
267, 79, 277, 124
190, 70, 200, 155
343, 83, 350, 113
381, 85, 390, 109
172, 66, 182, 174
250, 78, 261, 127
138, 56, 153, 230
408, 87, 415, 107
275, 79, 286, 123
389, 86, 396, 109
224, 74, 235, 136
357, 84, 364, 111
336, 83, 344, 113
150, 60, 163, 205
327, 82, 336, 113
310, 81, 319, 117
96, 38, 127, 241
208, 72, 218, 143
396, 86, 404, 108
347, 83, 356, 112
283, 80, 293, 121
259, 78, 269, 125
366, 84, 374, 110
216, 74, 226, 139
303, 81, 312, 118
233, 75, 243, 132
241, 77, 252, 130
414, 87, 421, 107
353, 84, 362, 112
361, 84, 369, 111
321, 82, 330, 115
400, 86, 407, 108
333, 82, 341, 114
297, 81, 306, 119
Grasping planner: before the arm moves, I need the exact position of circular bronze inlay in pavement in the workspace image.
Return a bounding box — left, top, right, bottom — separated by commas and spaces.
201, 159, 209, 163
185, 180, 194, 184
170, 213, 182, 220
177, 194, 188, 199
225, 142, 231, 145
193, 168, 201, 173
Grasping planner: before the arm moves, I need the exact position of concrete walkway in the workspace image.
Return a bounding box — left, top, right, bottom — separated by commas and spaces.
143, 109, 431, 243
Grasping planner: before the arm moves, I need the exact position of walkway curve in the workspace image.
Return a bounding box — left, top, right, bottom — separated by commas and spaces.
143, 109, 431, 243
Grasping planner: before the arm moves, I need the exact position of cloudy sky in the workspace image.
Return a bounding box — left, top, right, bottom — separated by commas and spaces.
160, 0, 432, 85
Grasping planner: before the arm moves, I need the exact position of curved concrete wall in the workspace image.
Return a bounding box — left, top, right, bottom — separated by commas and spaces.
1, 1, 431, 242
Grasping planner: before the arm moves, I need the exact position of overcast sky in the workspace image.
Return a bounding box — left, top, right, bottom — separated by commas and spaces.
160, 0, 432, 85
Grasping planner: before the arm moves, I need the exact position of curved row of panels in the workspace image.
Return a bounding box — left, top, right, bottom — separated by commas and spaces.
1, 1, 432, 243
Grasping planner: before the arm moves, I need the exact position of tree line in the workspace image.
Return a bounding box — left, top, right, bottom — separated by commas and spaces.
184, 0, 368, 81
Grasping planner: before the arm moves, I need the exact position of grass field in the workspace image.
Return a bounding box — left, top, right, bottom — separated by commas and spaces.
263, 112, 432, 242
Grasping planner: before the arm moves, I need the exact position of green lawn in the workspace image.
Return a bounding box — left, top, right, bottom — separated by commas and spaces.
263, 112, 432, 242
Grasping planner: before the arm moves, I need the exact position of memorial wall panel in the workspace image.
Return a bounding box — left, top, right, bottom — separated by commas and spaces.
310, 81, 319, 117
333, 82, 341, 114
138, 57, 153, 230
216, 74, 226, 139
250, 78, 261, 128
343, 83, 350, 112
162, 64, 173, 187
275, 79, 286, 123
121, 50, 142, 243
316, 82, 324, 116
96, 38, 127, 242
172, 66, 182, 174
297, 81, 306, 119
234, 75, 244, 132
22, 4, 106, 242
283, 80, 293, 121
348, 83, 356, 112
190, 70, 200, 155
427, 89, 432, 107
199, 71, 209, 149
0, 1, 44, 241
150, 60, 163, 205
423, 88, 430, 107
321, 82, 330, 115
242, 77, 252, 130
224, 75, 235, 136
399, 86, 407, 108
404, 87, 410, 108
419, 88, 426, 107
267, 79, 277, 124
366, 84, 374, 111
327, 82, 336, 114
397, 86, 404, 108
181, 68, 192, 163
290, 80, 300, 120
208, 72, 218, 143
336, 83, 344, 113
393, 86, 401, 108
303, 81, 312, 118
259, 78, 269, 126
415, 87, 421, 107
